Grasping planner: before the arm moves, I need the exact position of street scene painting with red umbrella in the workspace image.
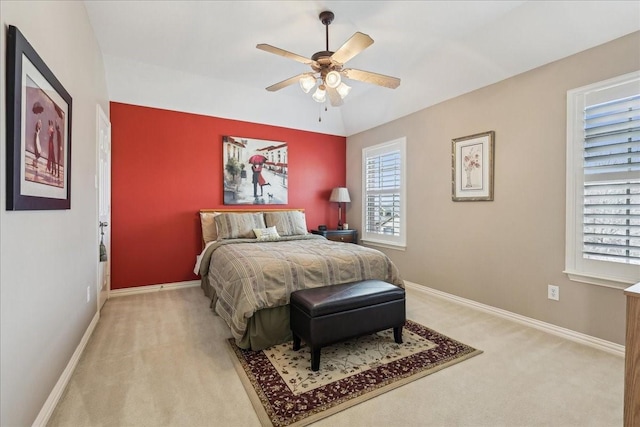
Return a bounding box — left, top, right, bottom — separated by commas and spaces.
223, 136, 288, 205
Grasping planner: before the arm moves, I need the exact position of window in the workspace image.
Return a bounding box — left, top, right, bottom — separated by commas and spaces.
362, 138, 406, 248
566, 71, 640, 288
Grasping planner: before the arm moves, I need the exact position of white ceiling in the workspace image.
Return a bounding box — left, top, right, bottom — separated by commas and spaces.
84, 1, 640, 136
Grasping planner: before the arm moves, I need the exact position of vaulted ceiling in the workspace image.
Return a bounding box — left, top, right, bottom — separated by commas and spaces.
85, 1, 640, 136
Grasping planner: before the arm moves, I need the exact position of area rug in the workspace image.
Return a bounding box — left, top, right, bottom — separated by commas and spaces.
226, 320, 482, 427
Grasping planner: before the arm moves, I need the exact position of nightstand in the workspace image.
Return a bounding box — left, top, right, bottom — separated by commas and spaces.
311, 229, 358, 244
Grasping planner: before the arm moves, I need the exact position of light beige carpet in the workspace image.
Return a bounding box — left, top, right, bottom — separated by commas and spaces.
47, 286, 624, 427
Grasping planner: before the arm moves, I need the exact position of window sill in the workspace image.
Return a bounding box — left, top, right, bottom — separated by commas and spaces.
361, 239, 406, 251
564, 270, 637, 290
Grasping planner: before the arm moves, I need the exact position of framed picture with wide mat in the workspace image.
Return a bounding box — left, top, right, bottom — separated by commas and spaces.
6, 25, 73, 210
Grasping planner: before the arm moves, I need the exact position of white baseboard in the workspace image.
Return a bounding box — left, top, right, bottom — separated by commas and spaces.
32, 311, 100, 427
109, 280, 200, 298
404, 281, 625, 357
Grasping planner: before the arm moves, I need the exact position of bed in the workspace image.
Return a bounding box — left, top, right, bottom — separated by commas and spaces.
196, 208, 404, 350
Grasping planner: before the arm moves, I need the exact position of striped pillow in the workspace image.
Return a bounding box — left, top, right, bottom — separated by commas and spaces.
214, 212, 265, 239
264, 211, 307, 236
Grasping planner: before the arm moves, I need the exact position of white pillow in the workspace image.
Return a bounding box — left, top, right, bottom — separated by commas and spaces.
253, 226, 280, 241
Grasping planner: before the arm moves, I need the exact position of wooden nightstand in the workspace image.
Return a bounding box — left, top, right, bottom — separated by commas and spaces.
311, 229, 358, 244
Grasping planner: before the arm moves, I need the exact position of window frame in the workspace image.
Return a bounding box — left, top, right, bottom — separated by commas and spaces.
361, 137, 407, 249
565, 71, 640, 289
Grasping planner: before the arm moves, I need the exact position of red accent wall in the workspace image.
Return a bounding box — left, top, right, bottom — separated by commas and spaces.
110, 102, 346, 289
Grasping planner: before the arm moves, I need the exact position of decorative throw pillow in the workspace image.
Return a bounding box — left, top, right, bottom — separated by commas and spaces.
214, 212, 266, 239
200, 212, 221, 243
253, 226, 280, 241
264, 211, 307, 236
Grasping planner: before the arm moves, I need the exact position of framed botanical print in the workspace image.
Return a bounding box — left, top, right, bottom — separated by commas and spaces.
6, 25, 72, 210
452, 131, 495, 201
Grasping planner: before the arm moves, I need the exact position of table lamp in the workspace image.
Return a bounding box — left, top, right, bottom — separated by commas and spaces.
329, 187, 351, 230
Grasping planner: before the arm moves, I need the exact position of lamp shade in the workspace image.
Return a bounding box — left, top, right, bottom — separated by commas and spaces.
299, 74, 316, 93
329, 187, 351, 203
336, 82, 351, 99
325, 70, 341, 89
312, 85, 326, 103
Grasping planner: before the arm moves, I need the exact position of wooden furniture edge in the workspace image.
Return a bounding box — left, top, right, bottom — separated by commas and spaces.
200, 208, 304, 214
624, 281, 640, 427
624, 282, 640, 297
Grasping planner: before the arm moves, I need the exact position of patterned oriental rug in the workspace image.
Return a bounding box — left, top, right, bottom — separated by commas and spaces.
226, 320, 482, 427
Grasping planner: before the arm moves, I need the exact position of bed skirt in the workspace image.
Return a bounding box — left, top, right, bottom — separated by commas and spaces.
202, 277, 291, 350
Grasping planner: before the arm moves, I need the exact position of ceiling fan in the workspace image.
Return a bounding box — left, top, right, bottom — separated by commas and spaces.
257, 11, 400, 107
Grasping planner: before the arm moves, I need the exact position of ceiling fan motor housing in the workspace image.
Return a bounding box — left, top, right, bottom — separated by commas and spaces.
311, 51, 339, 75
319, 11, 334, 26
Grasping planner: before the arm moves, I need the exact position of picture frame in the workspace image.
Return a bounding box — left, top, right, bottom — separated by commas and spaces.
6, 25, 72, 210
222, 136, 288, 205
451, 131, 494, 201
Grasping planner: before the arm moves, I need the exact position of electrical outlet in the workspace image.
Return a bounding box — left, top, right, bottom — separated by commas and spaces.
86, 286, 91, 302
548, 284, 559, 301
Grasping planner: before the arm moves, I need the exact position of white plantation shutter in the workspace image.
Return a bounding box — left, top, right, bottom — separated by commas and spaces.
566, 71, 640, 287
583, 94, 640, 265
365, 152, 400, 235
362, 138, 406, 247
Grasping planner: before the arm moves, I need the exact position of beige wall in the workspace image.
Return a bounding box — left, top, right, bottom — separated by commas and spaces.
0, 1, 109, 425
347, 32, 640, 345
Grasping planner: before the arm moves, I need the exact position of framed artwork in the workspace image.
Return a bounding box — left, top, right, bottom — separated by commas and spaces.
6, 25, 72, 210
452, 131, 494, 201
222, 136, 288, 205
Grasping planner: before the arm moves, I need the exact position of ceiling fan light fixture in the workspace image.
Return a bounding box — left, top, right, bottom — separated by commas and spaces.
312, 85, 327, 103
325, 70, 341, 89
336, 82, 351, 99
258, 10, 400, 111
299, 74, 316, 93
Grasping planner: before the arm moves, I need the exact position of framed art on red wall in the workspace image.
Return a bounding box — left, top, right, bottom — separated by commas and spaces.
5, 25, 73, 210
223, 136, 288, 205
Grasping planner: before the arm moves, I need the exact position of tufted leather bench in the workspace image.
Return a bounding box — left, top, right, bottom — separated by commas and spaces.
290, 280, 406, 371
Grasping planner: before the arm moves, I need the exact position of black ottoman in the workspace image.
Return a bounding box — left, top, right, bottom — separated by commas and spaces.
290, 280, 406, 371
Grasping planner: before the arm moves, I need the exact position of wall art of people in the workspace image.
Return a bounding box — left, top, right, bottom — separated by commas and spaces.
24, 76, 66, 189
222, 136, 288, 205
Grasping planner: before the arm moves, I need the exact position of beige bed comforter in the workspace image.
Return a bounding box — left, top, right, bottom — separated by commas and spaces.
199, 234, 403, 344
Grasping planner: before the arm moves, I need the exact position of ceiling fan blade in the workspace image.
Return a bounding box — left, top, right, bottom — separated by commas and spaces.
266, 74, 307, 92
257, 44, 319, 68
342, 68, 400, 89
331, 32, 374, 66
327, 87, 343, 107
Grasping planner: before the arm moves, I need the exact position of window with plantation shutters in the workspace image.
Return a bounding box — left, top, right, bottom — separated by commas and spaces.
566, 71, 640, 288
362, 138, 406, 248
583, 95, 640, 264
